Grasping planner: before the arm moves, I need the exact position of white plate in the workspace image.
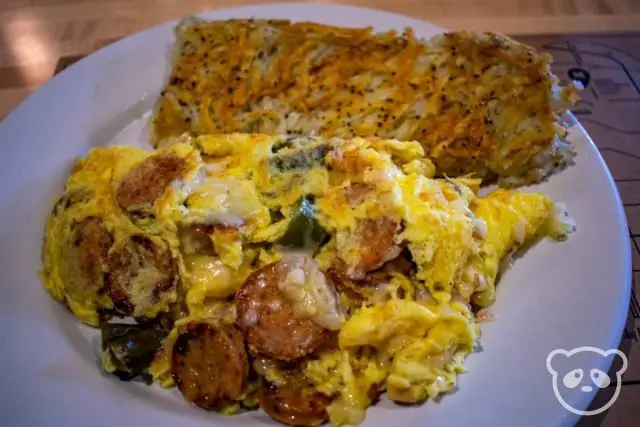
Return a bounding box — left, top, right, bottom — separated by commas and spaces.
0, 3, 631, 427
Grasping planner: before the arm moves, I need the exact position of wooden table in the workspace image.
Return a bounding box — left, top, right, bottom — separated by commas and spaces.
1, 2, 640, 426
1, 0, 640, 119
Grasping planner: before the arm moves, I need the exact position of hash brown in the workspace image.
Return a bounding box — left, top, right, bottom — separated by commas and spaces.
152, 19, 580, 185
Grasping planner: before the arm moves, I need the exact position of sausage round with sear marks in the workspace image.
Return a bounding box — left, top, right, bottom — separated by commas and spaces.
259, 378, 330, 426
116, 152, 187, 211
106, 235, 177, 317
65, 216, 112, 299
172, 322, 249, 411
236, 257, 338, 361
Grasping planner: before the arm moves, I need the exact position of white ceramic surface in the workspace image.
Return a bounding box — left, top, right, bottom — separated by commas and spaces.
0, 3, 631, 427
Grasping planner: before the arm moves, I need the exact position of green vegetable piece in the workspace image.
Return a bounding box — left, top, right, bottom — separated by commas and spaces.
101, 323, 167, 381
278, 197, 328, 250
269, 143, 329, 172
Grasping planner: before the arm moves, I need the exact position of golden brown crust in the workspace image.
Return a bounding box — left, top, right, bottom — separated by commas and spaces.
116, 153, 186, 210
153, 20, 579, 183
172, 323, 249, 410
329, 148, 374, 177
342, 183, 376, 206
106, 235, 177, 316
236, 262, 329, 361
355, 218, 400, 273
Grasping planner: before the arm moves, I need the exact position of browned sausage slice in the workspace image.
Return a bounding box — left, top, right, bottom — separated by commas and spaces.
354, 218, 400, 273
106, 235, 177, 316
66, 217, 112, 298
259, 379, 330, 426
172, 323, 249, 410
116, 152, 186, 211
236, 258, 331, 361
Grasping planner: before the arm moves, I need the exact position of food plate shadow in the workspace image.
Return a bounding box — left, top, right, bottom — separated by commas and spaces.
84, 41, 175, 150
88, 96, 157, 150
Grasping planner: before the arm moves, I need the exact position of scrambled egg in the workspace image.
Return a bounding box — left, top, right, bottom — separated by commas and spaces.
466, 190, 574, 307
42, 133, 574, 425
42, 146, 150, 325
41, 144, 202, 325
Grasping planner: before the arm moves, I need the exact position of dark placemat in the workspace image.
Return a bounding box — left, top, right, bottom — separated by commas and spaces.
512, 34, 640, 426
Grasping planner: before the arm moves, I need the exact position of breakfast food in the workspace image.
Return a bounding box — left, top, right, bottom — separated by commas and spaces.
152, 18, 580, 186
236, 256, 338, 361
41, 133, 575, 426
172, 322, 250, 410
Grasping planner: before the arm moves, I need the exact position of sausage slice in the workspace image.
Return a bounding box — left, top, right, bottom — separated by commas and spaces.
106, 235, 177, 317
236, 258, 331, 361
259, 378, 330, 426
66, 216, 112, 298
353, 218, 400, 273
116, 152, 186, 211
172, 323, 249, 410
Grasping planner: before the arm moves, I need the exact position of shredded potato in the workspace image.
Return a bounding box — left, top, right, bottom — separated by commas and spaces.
153, 19, 580, 185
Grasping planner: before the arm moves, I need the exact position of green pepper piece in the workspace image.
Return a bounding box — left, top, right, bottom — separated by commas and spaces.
101, 323, 167, 381
269, 144, 329, 173
278, 197, 329, 250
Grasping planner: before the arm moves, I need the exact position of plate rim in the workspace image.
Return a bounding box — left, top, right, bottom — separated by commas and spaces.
0, 3, 632, 426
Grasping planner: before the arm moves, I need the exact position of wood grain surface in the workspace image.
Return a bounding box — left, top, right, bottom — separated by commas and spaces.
1, 2, 639, 425
1, 0, 640, 119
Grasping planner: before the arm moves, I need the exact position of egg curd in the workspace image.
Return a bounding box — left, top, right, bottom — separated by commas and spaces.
41, 133, 574, 426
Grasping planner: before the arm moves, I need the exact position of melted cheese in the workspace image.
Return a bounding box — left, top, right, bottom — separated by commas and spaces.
278, 255, 345, 330
304, 350, 387, 427
43, 132, 575, 427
